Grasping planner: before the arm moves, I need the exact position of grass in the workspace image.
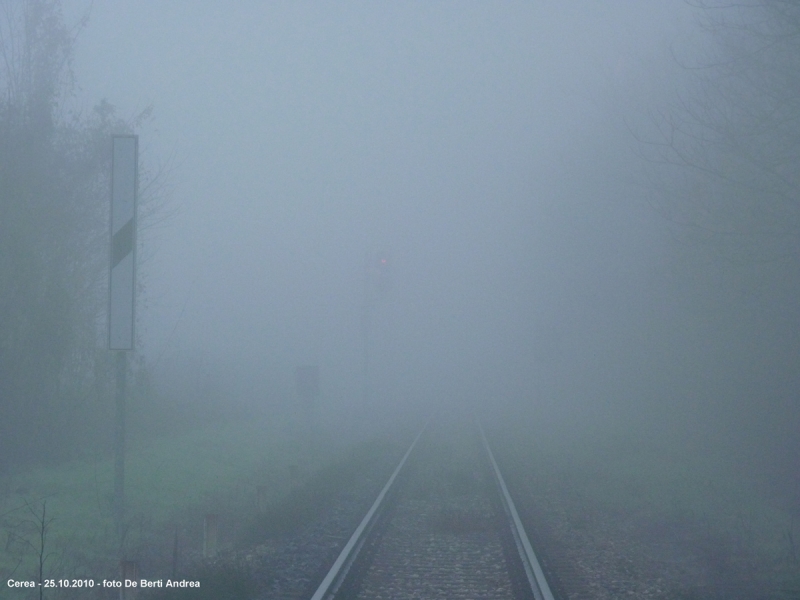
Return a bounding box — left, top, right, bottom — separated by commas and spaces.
497, 415, 800, 590
564, 429, 795, 561
242, 437, 398, 541
0, 414, 357, 597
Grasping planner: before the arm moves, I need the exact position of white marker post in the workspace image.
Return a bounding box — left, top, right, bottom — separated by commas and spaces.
109, 135, 137, 539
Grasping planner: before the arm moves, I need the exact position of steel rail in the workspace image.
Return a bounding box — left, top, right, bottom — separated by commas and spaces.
309, 422, 428, 600
479, 420, 556, 600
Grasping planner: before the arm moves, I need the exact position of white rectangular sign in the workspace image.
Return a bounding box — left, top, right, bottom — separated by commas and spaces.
109, 135, 138, 350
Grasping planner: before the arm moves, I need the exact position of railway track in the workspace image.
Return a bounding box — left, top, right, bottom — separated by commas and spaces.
308, 417, 555, 600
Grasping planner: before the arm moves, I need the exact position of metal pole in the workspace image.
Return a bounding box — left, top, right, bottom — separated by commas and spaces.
362, 302, 370, 405
114, 350, 127, 540
362, 249, 373, 407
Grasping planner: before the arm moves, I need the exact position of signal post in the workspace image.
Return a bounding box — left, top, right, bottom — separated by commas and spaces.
109, 135, 138, 543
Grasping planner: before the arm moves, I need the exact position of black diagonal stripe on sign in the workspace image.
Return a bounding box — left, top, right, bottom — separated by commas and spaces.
112, 219, 134, 269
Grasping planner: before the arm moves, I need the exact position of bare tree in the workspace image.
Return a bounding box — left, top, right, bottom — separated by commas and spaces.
27, 500, 55, 600
636, 0, 800, 264
1, 498, 56, 598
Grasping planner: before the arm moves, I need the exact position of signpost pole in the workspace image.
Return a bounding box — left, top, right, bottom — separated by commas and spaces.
362, 254, 371, 406
109, 135, 138, 544
113, 351, 127, 536
362, 251, 389, 407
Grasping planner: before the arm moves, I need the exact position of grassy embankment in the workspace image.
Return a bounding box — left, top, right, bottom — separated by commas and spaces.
0, 415, 391, 598
502, 419, 800, 592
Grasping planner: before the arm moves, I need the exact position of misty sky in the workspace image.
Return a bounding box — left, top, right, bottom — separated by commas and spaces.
64, 2, 698, 412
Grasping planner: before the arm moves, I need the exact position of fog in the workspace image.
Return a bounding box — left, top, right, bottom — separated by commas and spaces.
0, 0, 758, 483
4, 0, 800, 594
57, 2, 701, 430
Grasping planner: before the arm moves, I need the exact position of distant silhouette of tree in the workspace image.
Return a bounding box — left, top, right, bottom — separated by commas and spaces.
0, 0, 165, 464
636, 0, 800, 264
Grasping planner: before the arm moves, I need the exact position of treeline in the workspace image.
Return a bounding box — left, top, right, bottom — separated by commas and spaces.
0, 0, 149, 467
636, 0, 800, 475
641, 0, 800, 264
3, 0, 799, 471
